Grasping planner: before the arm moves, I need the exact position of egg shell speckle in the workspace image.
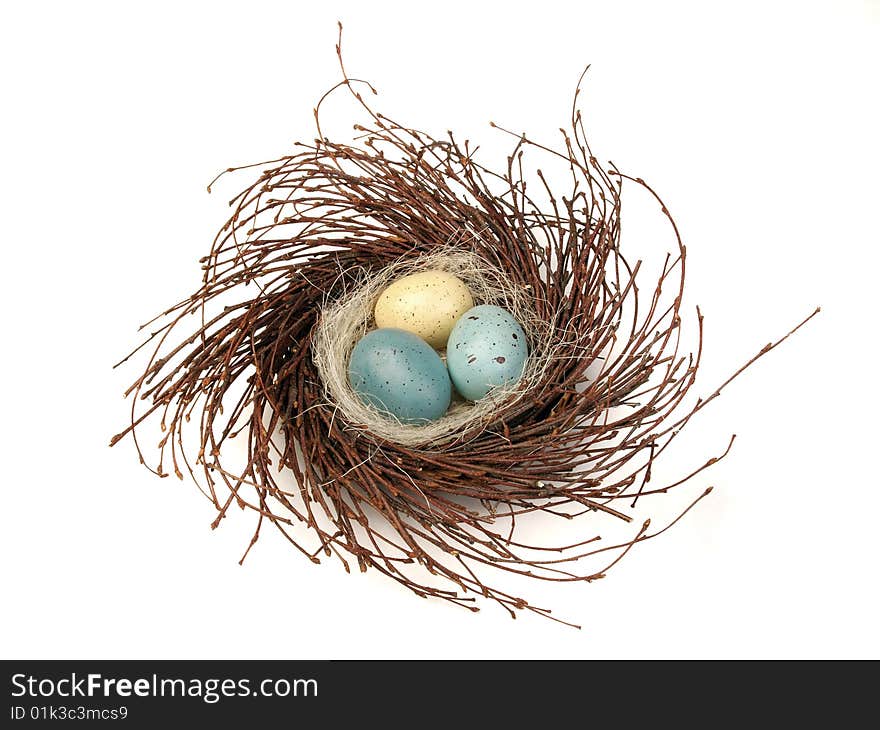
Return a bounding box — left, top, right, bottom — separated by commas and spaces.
374, 270, 474, 349
348, 328, 452, 424
446, 305, 528, 401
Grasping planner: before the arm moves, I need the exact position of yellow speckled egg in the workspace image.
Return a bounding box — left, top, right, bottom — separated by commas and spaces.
374, 270, 474, 349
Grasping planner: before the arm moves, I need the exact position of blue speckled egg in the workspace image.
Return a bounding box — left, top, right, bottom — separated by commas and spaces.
446, 305, 528, 401
348, 328, 451, 424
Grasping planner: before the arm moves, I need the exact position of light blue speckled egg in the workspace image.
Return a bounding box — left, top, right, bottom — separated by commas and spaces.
446, 305, 528, 401
348, 328, 451, 424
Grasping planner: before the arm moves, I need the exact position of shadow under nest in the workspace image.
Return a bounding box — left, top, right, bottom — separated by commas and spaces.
111, 32, 816, 628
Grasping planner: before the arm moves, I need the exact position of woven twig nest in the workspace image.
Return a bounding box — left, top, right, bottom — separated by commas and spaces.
112, 28, 816, 626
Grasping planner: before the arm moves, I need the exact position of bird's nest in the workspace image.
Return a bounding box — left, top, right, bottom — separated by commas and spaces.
111, 27, 815, 627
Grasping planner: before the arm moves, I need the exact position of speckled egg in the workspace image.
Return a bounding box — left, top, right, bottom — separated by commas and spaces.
446, 305, 528, 401
374, 270, 474, 349
348, 328, 452, 424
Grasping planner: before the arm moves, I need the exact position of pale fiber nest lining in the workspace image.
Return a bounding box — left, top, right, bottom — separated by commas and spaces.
312, 248, 556, 447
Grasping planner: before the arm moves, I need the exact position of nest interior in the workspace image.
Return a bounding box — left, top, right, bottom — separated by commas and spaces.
312, 247, 559, 447
111, 28, 816, 627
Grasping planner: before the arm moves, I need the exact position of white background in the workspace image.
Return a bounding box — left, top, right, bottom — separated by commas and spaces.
1, 1, 877, 659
